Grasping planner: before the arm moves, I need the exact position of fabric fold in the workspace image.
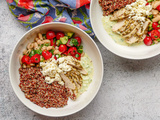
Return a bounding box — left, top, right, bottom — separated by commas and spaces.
7, 0, 94, 38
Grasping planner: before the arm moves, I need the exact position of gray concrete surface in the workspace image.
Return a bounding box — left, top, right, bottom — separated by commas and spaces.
1, 0, 160, 120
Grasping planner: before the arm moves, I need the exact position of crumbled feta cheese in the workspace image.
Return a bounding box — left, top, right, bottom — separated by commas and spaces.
45, 73, 64, 85
125, 0, 152, 24
59, 62, 71, 72
58, 57, 65, 63
40, 56, 74, 84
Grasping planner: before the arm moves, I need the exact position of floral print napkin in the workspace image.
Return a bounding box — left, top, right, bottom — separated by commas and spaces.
7, 0, 94, 38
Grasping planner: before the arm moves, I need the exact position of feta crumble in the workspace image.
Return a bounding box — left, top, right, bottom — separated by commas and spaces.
40, 56, 77, 85
126, 0, 152, 24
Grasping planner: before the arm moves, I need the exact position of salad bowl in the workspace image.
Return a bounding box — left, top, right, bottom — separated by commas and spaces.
9, 22, 103, 117
90, 0, 160, 59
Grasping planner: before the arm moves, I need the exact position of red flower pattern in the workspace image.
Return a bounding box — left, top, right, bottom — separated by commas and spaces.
18, 14, 30, 21
42, 16, 53, 24
18, 0, 34, 9
59, 17, 67, 22
8, 0, 93, 37
76, 0, 90, 8
73, 20, 82, 24
79, 24, 87, 30
85, 4, 90, 9
6, 0, 13, 3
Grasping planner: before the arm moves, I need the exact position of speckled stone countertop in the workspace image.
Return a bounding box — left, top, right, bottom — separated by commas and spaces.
1, 1, 160, 120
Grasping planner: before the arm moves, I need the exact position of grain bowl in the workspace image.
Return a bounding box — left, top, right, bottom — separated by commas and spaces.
9, 22, 103, 117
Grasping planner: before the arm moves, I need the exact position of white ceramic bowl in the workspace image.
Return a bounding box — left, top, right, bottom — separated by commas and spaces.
90, 0, 160, 59
9, 23, 103, 117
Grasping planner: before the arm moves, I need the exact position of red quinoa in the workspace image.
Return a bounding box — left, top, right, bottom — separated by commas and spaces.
99, 0, 136, 16
19, 67, 71, 108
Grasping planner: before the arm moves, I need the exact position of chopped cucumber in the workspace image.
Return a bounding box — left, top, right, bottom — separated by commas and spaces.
34, 49, 42, 55
53, 37, 56, 42
148, 23, 153, 31
75, 54, 79, 58
40, 56, 45, 62
44, 43, 50, 46
148, 14, 153, 19
77, 45, 83, 49
67, 32, 74, 38
147, 0, 154, 2
49, 49, 54, 54
56, 40, 62, 46
56, 54, 61, 58
70, 38, 78, 46
78, 49, 83, 53
60, 36, 68, 44
40, 44, 44, 49
157, 38, 160, 42
29, 50, 35, 57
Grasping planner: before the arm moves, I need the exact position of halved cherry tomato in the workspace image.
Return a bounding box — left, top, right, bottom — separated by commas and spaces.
157, 5, 160, 11
74, 53, 81, 60
148, 31, 152, 36
21, 55, 31, 64
152, 22, 160, 30
144, 36, 152, 46
150, 30, 160, 40
42, 50, 52, 60
63, 51, 68, 56
46, 30, 56, 39
50, 39, 54, 46
54, 56, 57, 60
66, 39, 72, 47
30, 54, 40, 63
56, 32, 65, 40
68, 47, 77, 56
50, 38, 56, 47
74, 36, 81, 46
59, 44, 67, 53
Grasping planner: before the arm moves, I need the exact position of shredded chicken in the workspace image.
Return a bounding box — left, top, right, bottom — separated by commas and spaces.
58, 56, 87, 98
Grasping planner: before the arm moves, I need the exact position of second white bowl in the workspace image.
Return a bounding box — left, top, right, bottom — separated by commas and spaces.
90, 0, 160, 59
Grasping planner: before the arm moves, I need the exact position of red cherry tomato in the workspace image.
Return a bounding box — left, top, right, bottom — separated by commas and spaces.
148, 31, 152, 36
152, 22, 160, 30
54, 56, 57, 60
42, 50, 52, 60
144, 36, 152, 46
63, 51, 68, 56
21, 55, 31, 65
59, 44, 67, 53
150, 30, 160, 40
66, 39, 72, 47
146, 2, 149, 6
157, 5, 160, 11
56, 32, 65, 40
74, 53, 81, 60
46, 30, 56, 39
74, 36, 81, 46
68, 47, 77, 56
50, 38, 56, 47
30, 54, 40, 63
50, 39, 54, 46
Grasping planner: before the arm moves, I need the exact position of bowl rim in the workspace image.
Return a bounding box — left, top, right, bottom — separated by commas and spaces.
90, 0, 160, 60
9, 22, 104, 117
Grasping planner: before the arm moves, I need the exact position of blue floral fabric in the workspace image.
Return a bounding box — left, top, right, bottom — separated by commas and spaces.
7, 0, 94, 38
